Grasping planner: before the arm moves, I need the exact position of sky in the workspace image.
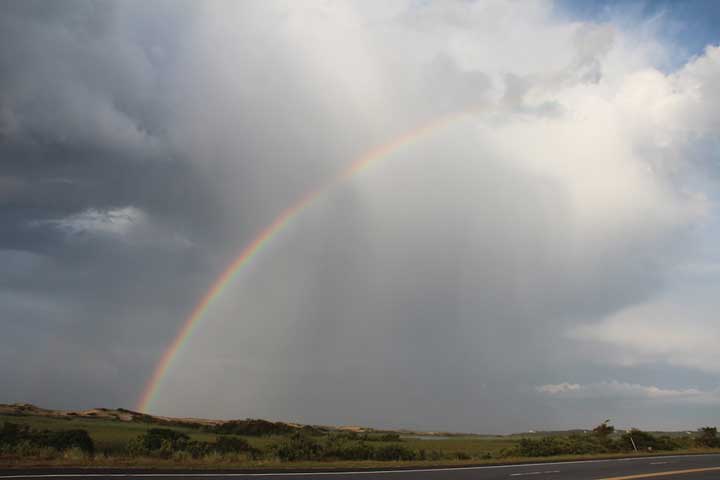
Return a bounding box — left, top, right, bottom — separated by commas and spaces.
1, 0, 720, 434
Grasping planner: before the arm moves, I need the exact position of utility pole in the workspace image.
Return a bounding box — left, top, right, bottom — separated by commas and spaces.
628, 430, 638, 452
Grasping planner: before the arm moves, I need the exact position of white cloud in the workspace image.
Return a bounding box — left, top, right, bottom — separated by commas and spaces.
567, 297, 720, 373
536, 383, 582, 395
537, 380, 720, 404
32, 206, 196, 250
44, 206, 145, 237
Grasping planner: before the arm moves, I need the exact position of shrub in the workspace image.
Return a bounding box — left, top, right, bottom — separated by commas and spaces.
513, 429, 680, 458
620, 429, 679, 452
213, 436, 255, 455
592, 420, 615, 438
336, 432, 403, 442
126, 429, 261, 460
0, 422, 94, 456
157, 439, 176, 459
455, 451, 471, 460
560, 434, 612, 455
126, 429, 191, 458
140, 428, 190, 451
126, 436, 150, 457
202, 451, 225, 464
322, 437, 374, 460
62, 447, 91, 461
43, 430, 95, 455
515, 437, 565, 457
426, 449, 444, 461
211, 419, 294, 436
271, 432, 323, 461
0, 422, 30, 445
372, 444, 418, 461
171, 450, 193, 462
696, 427, 720, 448
15, 441, 59, 459
654, 436, 681, 451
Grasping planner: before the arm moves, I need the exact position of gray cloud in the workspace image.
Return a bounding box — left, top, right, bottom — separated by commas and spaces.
2, 0, 720, 433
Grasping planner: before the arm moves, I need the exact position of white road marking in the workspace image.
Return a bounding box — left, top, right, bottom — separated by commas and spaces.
0, 455, 717, 478
649, 462, 669, 465
509, 470, 560, 476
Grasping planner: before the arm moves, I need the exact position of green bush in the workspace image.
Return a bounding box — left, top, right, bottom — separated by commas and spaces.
426, 449, 444, 461
592, 420, 615, 438
620, 429, 680, 452
365, 433, 402, 442
62, 447, 91, 461
14, 441, 59, 459
372, 444, 418, 461
271, 432, 324, 461
171, 450, 193, 462
335, 432, 403, 442
126, 436, 151, 457
515, 437, 565, 457
560, 434, 612, 455
126, 429, 258, 459
210, 419, 294, 436
141, 428, 190, 451
454, 451, 471, 460
0, 422, 30, 444
42, 430, 95, 455
696, 427, 720, 448
182, 441, 212, 459
322, 439, 375, 461
514, 429, 681, 457
126, 429, 191, 458
213, 436, 253, 455
0, 422, 94, 456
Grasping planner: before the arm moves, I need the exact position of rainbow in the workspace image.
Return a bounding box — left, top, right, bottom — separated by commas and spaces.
136, 111, 475, 413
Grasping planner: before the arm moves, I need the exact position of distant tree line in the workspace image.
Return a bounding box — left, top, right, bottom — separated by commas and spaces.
332, 431, 402, 442
204, 418, 327, 436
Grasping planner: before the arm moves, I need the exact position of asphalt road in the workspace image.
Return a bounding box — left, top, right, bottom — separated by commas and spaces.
2, 454, 720, 480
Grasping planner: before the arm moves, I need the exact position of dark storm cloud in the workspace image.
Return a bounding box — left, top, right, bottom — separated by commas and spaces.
0, 0, 386, 409
0, 1, 228, 241
0, 0, 224, 407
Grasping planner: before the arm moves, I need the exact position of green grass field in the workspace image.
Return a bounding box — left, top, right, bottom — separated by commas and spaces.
0, 413, 515, 461
400, 435, 517, 457
0, 414, 514, 453
0, 414, 217, 454
2, 412, 717, 469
